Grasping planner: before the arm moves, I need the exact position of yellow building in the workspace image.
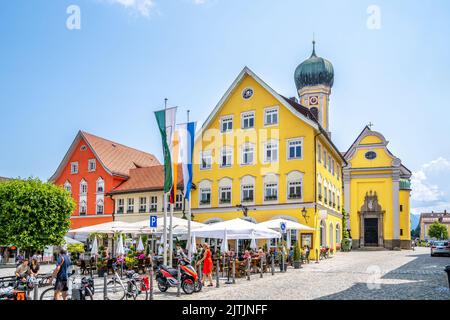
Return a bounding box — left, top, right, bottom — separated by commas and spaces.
343, 127, 412, 249
191, 45, 346, 259
190, 41, 412, 254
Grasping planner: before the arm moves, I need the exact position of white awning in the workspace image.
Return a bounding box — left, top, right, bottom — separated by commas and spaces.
258, 218, 314, 231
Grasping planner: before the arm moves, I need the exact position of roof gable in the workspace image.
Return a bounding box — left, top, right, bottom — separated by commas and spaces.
196, 67, 319, 140
50, 131, 160, 181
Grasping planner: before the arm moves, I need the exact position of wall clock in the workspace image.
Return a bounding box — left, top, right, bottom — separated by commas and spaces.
309, 96, 319, 105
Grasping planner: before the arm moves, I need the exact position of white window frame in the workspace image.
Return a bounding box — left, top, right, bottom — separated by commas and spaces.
331, 159, 335, 176
96, 199, 104, 215
328, 155, 332, 172
287, 180, 302, 200
150, 196, 158, 212
199, 188, 211, 206
241, 184, 254, 203
287, 138, 303, 160
70, 162, 78, 174
264, 182, 278, 202
64, 181, 72, 194
264, 106, 278, 126
88, 159, 96, 172
241, 143, 254, 166
80, 180, 87, 195
139, 197, 147, 213
220, 115, 233, 133
79, 200, 87, 215
241, 111, 255, 129
200, 150, 212, 170
117, 199, 124, 214
220, 146, 233, 168
264, 140, 278, 163
219, 186, 232, 205
127, 198, 134, 213
96, 178, 104, 194
323, 150, 327, 168
175, 194, 183, 210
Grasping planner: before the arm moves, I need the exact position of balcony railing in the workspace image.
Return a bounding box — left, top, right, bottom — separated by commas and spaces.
288, 194, 302, 199
200, 200, 211, 205
117, 208, 124, 214
265, 195, 278, 201
127, 209, 134, 213
219, 198, 231, 204
139, 208, 147, 213
150, 207, 157, 213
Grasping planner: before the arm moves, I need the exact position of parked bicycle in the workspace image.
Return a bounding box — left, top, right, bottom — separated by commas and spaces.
40, 270, 94, 300
105, 263, 149, 300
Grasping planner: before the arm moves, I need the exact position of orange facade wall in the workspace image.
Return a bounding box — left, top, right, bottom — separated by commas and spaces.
54, 138, 124, 228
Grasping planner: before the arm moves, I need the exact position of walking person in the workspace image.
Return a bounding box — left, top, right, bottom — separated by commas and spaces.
53, 249, 71, 300
196, 243, 213, 287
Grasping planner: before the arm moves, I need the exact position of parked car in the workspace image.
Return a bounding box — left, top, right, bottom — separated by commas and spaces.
430, 241, 450, 257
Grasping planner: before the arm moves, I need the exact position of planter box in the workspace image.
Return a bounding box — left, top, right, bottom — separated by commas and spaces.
293, 261, 301, 269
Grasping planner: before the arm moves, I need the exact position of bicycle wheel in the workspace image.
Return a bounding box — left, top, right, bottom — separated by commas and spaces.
106, 279, 125, 300
132, 280, 148, 301
40, 287, 55, 300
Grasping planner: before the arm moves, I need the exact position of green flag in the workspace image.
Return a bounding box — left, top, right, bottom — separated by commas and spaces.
155, 107, 177, 193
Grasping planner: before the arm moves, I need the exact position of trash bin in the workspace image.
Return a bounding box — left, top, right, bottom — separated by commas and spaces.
445, 265, 450, 289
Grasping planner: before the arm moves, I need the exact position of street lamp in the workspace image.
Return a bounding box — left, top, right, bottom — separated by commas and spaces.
301, 207, 309, 223
236, 204, 255, 217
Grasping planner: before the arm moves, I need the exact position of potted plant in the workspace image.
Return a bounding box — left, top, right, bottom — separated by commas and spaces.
97, 245, 108, 277
293, 243, 301, 269
67, 243, 85, 266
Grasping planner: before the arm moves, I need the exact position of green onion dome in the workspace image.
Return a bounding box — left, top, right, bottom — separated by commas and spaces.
294, 41, 334, 91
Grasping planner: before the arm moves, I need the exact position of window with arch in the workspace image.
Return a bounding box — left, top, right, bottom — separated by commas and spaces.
79, 200, 87, 215
64, 181, 72, 194
80, 179, 87, 195
329, 223, 334, 248
96, 178, 104, 193
286, 171, 303, 200
320, 220, 326, 246
263, 174, 278, 202
240, 175, 255, 203
96, 199, 104, 215
218, 178, 232, 205
199, 180, 212, 206
336, 224, 341, 244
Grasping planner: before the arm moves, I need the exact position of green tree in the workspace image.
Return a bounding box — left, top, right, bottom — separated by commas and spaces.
427, 221, 448, 240
0, 178, 75, 252
342, 208, 350, 239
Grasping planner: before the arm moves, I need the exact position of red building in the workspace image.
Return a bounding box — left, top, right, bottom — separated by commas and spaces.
50, 131, 160, 229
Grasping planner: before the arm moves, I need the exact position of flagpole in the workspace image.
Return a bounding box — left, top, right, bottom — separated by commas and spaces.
163, 98, 168, 266
186, 110, 192, 260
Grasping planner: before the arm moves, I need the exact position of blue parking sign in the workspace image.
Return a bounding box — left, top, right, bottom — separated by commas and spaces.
150, 215, 158, 228
280, 222, 286, 234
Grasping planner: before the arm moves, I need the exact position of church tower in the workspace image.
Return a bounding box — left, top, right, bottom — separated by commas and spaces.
294, 41, 334, 133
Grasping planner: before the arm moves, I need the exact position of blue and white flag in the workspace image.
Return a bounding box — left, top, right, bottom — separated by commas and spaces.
177, 122, 196, 200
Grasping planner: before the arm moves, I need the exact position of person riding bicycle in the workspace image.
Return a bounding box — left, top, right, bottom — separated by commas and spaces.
53, 249, 71, 300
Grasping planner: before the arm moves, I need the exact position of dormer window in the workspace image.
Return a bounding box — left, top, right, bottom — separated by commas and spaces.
88, 159, 96, 172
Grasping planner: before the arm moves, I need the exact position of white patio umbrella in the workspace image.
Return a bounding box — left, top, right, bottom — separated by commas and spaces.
220, 230, 229, 252
191, 218, 281, 240
189, 234, 197, 254
136, 236, 145, 252
258, 218, 314, 231
90, 237, 98, 257
129, 217, 205, 234
63, 236, 83, 245
250, 232, 258, 250
68, 221, 142, 234
116, 234, 125, 256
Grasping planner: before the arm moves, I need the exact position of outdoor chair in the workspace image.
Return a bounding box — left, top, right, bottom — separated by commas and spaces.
301, 251, 310, 264
80, 260, 87, 275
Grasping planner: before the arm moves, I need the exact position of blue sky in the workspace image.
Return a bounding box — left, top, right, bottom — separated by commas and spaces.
1, 0, 449, 219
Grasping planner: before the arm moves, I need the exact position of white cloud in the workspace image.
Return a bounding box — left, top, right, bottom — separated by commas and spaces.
103, 0, 156, 17
411, 157, 450, 214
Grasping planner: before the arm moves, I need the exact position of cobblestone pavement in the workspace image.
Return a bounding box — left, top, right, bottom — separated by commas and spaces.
1, 247, 449, 300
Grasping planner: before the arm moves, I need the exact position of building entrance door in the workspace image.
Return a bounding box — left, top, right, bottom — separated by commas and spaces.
364, 218, 378, 246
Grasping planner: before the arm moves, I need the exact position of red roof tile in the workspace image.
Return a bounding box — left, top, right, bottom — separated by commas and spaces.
109, 165, 183, 194
81, 131, 160, 177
